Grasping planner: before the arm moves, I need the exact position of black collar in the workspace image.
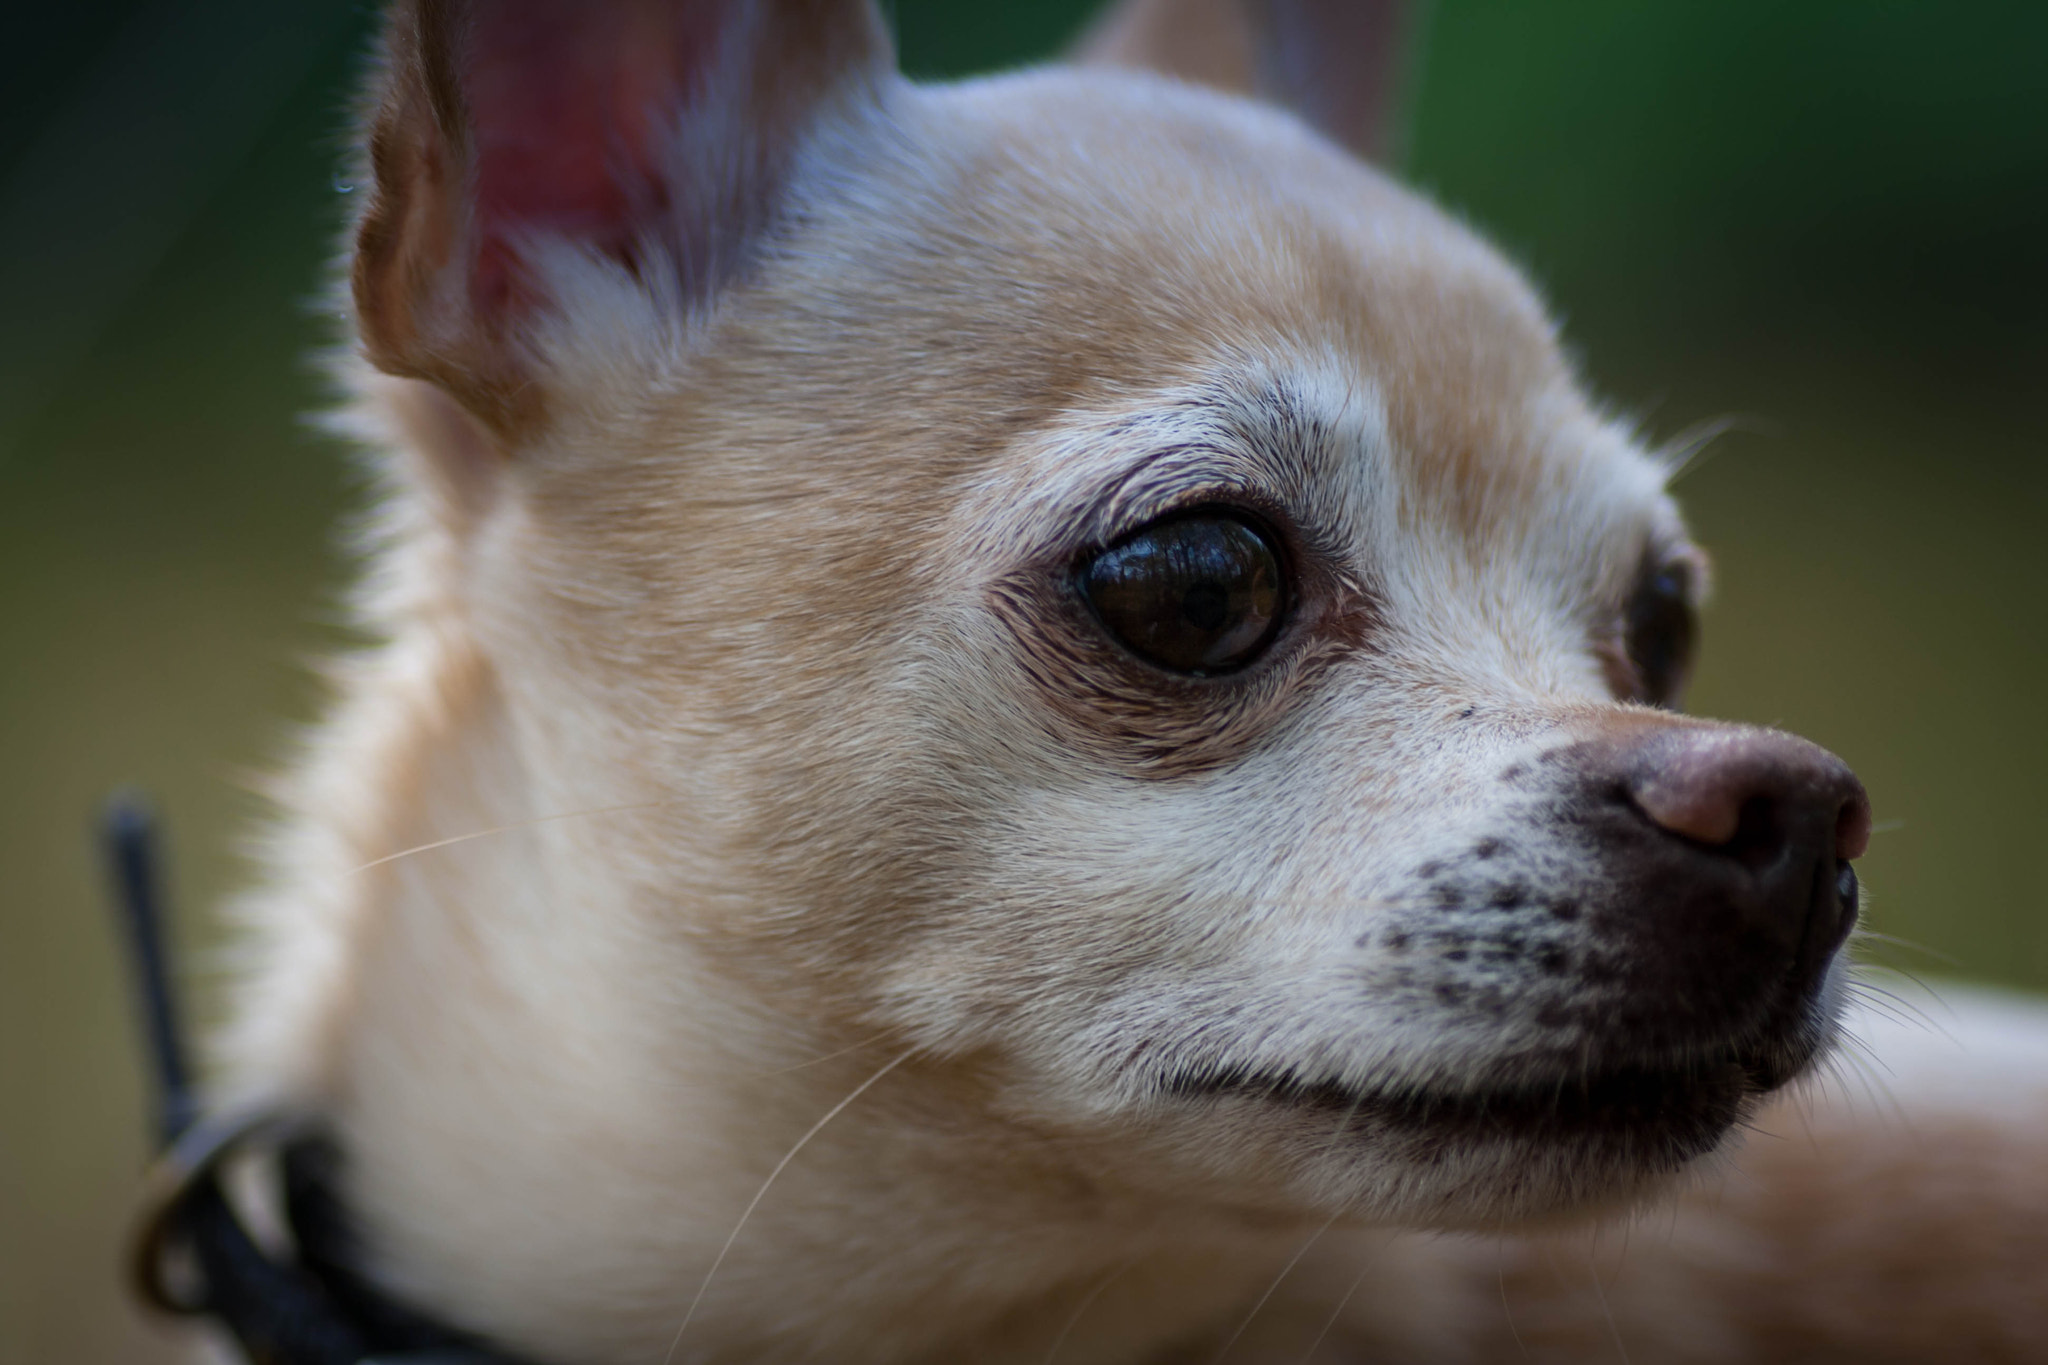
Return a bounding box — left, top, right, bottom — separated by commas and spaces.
129, 1113, 528, 1365
106, 794, 531, 1365
134, 1108, 531, 1365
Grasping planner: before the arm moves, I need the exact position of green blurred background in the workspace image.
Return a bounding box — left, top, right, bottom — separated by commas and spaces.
3, 1, 2043, 1359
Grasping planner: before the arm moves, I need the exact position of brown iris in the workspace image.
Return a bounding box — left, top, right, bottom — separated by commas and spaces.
1079, 513, 1286, 675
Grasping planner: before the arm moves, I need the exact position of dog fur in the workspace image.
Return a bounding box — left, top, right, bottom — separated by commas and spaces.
215, 1, 2048, 1361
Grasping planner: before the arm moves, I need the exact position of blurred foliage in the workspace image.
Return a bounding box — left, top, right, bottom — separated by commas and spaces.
2, 1, 2042, 1360
1416, 3, 2048, 371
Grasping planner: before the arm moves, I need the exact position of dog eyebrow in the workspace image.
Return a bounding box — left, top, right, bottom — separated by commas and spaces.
941, 361, 1402, 591
1057, 374, 1384, 554
1082, 442, 1286, 540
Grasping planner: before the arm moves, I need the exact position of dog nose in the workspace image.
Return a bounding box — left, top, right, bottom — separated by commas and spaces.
1518, 720, 1871, 1057
1617, 724, 1870, 967
1628, 727, 1871, 864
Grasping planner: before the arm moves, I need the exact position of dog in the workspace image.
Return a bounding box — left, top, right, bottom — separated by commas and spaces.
209, 0, 2048, 1360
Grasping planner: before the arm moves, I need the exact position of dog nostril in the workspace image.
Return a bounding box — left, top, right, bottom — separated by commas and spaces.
1722, 796, 1788, 875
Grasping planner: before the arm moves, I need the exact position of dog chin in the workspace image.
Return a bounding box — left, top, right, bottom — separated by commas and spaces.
1158, 982, 1845, 1227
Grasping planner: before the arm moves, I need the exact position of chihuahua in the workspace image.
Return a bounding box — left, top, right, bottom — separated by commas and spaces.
211, 0, 2048, 1360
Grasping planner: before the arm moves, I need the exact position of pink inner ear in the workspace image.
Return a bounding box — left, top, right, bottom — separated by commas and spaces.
463, 0, 728, 317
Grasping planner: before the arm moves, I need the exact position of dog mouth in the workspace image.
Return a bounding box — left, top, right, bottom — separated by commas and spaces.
1162, 1040, 1808, 1165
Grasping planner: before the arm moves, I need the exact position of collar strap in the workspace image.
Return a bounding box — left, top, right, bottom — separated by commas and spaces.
132, 1105, 530, 1365
103, 794, 527, 1365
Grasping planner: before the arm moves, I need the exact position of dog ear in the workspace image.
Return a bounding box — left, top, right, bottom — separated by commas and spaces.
1074, 0, 1412, 163
352, 0, 893, 438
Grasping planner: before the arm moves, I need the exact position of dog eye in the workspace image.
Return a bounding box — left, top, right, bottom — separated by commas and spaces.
1079, 513, 1286, 675
1624, 562, 1698, 708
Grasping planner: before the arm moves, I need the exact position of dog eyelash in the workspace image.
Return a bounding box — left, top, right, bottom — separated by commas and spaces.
1085, 476, 1298, 553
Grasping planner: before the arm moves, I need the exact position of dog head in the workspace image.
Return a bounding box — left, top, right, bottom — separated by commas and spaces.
299, 0, 1869, 1337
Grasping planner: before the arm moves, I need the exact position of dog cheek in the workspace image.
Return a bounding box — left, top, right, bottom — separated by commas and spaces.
844, 775, 1311, 1076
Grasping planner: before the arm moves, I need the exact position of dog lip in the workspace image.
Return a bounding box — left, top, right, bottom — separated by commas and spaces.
1161, 1044, 1794, 1149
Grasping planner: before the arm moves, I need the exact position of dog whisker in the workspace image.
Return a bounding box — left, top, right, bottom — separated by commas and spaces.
349, 802, 665, 874
1605, 1216, 1635, 1299
1819, 1031, 1914, 1133
1770, 1071, 1827, 1153
1582, 1230, 1634, 1365
1651, 415, 1745, 485
1849, 929, 1958, 969
663, 1049, 914, 1364
756, 1036, 890, 1077
1043, 1258, 1138, 1365
1496, 1263, 1534, 1363
1848, 969, 1956, 1035
1843, 984, 1940, 1038
1841, 987, 1925, 1033
1209, 1210, 1345, 1365
1825, 1023, 1892, 1079
1295, 1236, 1389, 1365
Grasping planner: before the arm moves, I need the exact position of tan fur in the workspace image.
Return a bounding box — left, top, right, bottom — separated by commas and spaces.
216, 4, 2048, 1362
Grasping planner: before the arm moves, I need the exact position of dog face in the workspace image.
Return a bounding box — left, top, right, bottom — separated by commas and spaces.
311, 0, 1871, 1333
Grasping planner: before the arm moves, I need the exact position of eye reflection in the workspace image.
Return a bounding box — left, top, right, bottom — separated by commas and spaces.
1079, 513, 1285, 674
